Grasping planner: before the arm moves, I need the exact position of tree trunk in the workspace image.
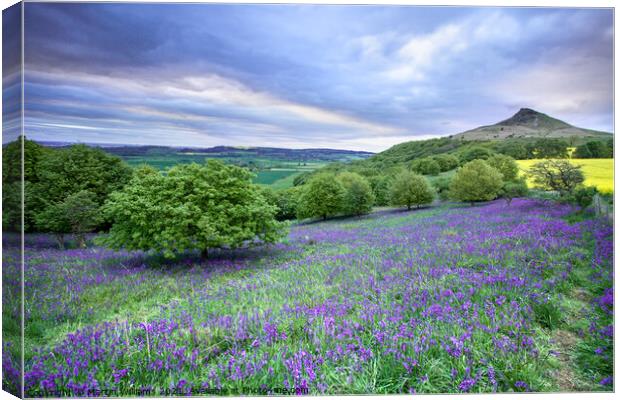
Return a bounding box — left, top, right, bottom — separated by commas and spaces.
75, 234, 87, 248
55, 234, 65, 250
471, 202, 475, 206
201, 248, 209, 259
407, 204, 411, 210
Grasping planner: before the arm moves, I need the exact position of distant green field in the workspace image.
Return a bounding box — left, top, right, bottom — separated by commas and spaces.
120, 153, 326, 190
254, 169, 298, 185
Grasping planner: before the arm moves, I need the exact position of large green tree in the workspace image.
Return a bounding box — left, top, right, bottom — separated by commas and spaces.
486, 154, 519, 181
389, 170, 434, 210
338, 172, 375, 216
296, 173, 345, 220
98, 160, 286, 258
449, 160, 504, 205
35, 144, 132, 207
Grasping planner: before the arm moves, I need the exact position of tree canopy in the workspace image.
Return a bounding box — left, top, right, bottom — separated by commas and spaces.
527, 160, 584, 195
486, 154, 519, 181
449, 160, 504, 205
36, 190, 100, 249
296, 173, 345, 220
338, 172, 374, 216
410, 157, 441, 176
98, 160, 286, 258
389, 170, 434, 210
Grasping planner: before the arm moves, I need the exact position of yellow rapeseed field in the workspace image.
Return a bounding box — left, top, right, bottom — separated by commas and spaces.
517, 158, 614, 194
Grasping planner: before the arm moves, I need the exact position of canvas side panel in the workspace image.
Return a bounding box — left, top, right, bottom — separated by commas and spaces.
2, 1, 23, 398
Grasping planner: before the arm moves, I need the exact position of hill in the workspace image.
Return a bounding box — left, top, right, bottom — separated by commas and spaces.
452, 108, 612, 141
35, 142, 374, 162
311, 108, 613, 184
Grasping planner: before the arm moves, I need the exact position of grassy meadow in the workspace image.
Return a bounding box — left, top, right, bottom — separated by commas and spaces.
3, 199, 613, 396
517, 159, 614, 193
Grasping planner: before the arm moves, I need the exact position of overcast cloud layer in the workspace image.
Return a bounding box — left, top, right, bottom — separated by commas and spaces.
8, 4, 614, 151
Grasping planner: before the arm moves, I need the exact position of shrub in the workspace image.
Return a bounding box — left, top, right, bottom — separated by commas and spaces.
390, 171, 434, 210
450, 160, 504, 205
572, 185, 598, 211
296, 173, 345, 220
338, 172, 375, 216
410, 157, 441, 175
99, 160, 286, 258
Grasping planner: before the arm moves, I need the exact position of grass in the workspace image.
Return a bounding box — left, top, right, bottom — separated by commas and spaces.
516, 158, 614, 194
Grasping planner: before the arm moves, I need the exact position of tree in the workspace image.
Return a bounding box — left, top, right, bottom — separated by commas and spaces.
389, 171, 434, 210
36, 190, 100, 249
35, 144, 133, 208
486, 154, 519, 181
574, 141, 612, 159
527, 160, 584, 196
2, 136, 50, 231
368, 175, 391, 206
98, 161, 286, 258
496, 141, 529, 160
338, 172, 374, 216
273, 187, 303, 221
433, 154, 459, 172
530, 138, 568, 158
501, 178, 529, 206
449, 160, 504, 205
296, 173, 345, 220
2, 135, 49, 184
410, 157, 441, 175
458, 147, 493, 163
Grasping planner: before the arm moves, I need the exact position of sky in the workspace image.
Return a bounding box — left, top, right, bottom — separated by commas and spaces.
3, 3, 614, 151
